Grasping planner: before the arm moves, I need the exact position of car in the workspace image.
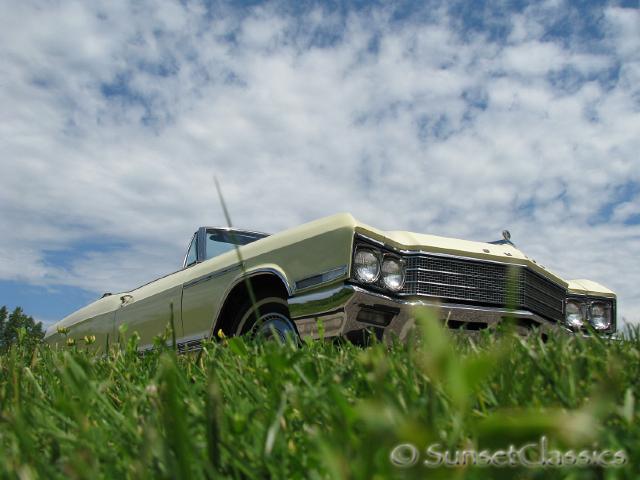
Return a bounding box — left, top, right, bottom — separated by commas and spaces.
44, 213, 617, 352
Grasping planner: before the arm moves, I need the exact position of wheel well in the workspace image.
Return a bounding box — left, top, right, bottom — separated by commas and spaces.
214, 273, 290, 337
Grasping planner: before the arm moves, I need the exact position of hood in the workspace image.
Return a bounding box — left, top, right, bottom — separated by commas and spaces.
567, 279, 616, 298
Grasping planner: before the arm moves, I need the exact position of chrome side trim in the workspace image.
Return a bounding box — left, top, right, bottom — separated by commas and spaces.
183, 263, 243, 289
295, 265, 348, 291
138, 331, 209, 353
179, 330, 210, 344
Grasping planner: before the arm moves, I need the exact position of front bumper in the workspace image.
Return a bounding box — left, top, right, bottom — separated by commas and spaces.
288, 283, 560, 342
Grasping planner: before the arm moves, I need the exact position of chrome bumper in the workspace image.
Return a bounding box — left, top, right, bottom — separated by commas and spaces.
288, 283, 558, 342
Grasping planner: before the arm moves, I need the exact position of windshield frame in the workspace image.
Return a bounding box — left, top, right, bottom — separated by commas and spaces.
183, 233, 198, 268
183, 227, 269, 268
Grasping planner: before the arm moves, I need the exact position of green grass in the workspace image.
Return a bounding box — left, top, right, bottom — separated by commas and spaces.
1, 315, 639, 479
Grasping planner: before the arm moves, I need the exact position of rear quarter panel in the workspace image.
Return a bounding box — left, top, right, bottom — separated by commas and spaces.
45, 295, 121, 352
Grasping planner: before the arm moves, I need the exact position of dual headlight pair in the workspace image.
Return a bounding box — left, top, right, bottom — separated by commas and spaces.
352, 246, 406, 292
565, 299, 612, 331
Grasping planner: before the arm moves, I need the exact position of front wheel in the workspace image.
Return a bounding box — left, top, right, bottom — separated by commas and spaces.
233, 295, 299, 343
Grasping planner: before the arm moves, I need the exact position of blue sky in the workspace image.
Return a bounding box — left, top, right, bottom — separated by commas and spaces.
0, 0, 639, 325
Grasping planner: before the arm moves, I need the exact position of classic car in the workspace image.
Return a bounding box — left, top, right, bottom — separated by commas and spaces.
44, 213, 617, 351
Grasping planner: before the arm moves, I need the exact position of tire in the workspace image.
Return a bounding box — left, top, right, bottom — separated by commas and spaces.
232, 294, 299, 343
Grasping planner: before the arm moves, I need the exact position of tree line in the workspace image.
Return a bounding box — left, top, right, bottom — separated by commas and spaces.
0, 306, 45, 352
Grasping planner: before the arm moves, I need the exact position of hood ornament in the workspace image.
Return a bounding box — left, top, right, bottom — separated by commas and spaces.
488, 229, 515, 247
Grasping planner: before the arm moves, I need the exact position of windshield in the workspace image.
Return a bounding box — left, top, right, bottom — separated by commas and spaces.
206, 229, 266, 260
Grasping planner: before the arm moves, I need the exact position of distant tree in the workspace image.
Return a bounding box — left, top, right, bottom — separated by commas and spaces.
0, 306, 7, 343
0, 306, 45, 352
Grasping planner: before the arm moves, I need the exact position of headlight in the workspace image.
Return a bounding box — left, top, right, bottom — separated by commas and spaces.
589, 302, 611, 330
380, 256, 405, 292
353, 248, 381, 283
565, 300, 584, 329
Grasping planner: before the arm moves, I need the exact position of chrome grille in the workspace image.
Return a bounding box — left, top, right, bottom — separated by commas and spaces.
401, 255, 565, 322
522, 269, 566, 323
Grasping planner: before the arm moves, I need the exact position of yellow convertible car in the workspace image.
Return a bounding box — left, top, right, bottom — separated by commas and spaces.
44, 213, 617, 351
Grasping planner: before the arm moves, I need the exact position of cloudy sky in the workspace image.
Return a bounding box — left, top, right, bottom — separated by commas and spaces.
1, 0, 638, 326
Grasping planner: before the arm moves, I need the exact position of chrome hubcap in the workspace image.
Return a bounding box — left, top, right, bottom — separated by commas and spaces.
253, 313, 296, 342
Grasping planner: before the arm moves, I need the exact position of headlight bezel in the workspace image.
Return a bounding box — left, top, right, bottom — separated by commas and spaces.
380, 254, 406, 292
565, 299, 586, 329
352, 247, 382, 284
351, 241, 406, 293
588, 300, 613, 331
564, 296, 616, 333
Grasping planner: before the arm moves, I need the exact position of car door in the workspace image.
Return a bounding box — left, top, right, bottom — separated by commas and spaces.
114, 271, 186, 349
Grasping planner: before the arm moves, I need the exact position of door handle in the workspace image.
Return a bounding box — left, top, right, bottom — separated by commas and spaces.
120, 294, 134, 306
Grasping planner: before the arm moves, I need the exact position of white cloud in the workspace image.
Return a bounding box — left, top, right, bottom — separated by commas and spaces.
1, 1, 639, 323
501, 41, 566, 75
